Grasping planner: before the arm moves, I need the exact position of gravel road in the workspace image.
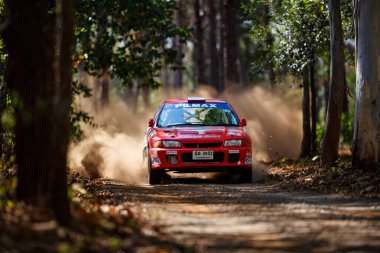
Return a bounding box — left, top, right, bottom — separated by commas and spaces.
98, 176, 380, 252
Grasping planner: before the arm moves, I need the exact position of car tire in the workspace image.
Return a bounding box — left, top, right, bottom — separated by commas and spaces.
148, 154, 162, 185
238, 168, 252, 183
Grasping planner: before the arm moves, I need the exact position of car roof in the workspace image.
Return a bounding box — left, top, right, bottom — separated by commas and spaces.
165, 98, 227, 104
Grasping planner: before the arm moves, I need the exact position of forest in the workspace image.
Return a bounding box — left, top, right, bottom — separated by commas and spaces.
1, 0, 380, 252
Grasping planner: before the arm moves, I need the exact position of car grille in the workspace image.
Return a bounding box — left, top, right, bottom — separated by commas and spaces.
181, 152, 224, 163
183, 142, 222, 148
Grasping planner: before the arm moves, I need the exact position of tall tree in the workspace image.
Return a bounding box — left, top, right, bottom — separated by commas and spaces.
254, 0, 329, 157
0, 84, 5, 160
0, 39, 6, 161
300, 68, 311, 158
352, 0, 380, 167
52, 0, 75, 224
193, 0, 206, 84
173, 1, 185, 89
3, 0, 73, 225
225, 0, 239, 85
310, 57, 317, 152
208, 0, 219, 90
218, 0, 225, 91
321, 0, 345, 168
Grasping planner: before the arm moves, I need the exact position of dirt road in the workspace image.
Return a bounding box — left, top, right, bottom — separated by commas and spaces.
98, 177, 380, 252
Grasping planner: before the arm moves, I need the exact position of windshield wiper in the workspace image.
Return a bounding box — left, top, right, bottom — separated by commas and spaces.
165, 123, 206, 127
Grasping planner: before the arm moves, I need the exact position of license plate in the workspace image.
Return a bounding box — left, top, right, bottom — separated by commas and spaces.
192, 150, 214, 160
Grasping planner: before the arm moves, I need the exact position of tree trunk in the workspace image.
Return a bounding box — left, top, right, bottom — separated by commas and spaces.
160, 42, 171, 91
0, 84, 5, 160
310, 60, 317, 152
193, 0, 206, 85
173, 1, 184, 89
224, 0, 239, 85
323, 79, 329, 121
342, 77, 349, 113
352, 0, 380, 167
51, 0, 74, 225
208, 0, 219, 91
300, 67, 311, 158
321, 0, 345, 168
100, 72, 110, 109
237, 44, 246, 88
264, 5, 275, 88
3, 0, 73, 225
218, 0, 225, 91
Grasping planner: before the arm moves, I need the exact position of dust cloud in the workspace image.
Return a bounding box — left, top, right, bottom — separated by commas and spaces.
68, 81, 302, 183
68, 96, 150, 183
221, 85, 302, 161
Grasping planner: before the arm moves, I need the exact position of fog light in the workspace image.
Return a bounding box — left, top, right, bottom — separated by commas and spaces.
245, 153, 252, 164
151, 157, 161, 165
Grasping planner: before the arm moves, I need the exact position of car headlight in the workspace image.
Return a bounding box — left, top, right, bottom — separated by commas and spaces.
162, 140, 181, 148
224, 139, 242, 147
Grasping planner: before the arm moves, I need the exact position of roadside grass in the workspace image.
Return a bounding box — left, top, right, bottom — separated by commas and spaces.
265, 155, 380, 198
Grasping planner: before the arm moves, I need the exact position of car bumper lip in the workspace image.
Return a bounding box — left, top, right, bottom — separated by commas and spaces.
148, 147, 252, 170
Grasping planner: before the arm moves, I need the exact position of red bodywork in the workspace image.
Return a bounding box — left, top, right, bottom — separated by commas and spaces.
144, 98, 252, 173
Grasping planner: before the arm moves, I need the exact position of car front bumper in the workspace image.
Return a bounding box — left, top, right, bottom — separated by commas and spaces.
147, 147, 252, 171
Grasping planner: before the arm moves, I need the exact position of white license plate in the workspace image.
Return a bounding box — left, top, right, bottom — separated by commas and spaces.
192, 150, 214, 160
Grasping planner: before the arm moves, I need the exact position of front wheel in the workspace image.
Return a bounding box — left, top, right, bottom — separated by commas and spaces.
148, 155, 162, 185
238, 168, 252, 183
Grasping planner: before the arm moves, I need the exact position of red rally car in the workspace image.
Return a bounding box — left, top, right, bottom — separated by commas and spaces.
144, 97, 252, 184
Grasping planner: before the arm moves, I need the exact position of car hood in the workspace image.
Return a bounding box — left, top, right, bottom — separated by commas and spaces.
152, 126, 248, 140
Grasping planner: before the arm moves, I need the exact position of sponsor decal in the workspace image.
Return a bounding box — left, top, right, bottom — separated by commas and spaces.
204, 135, 220, 138
179, 134, 221, 139
166, 150, 177, 155
229, 150, 240, 154
164, 103, 231, 110
174, 103, 217, 108
179, 134, 204, 138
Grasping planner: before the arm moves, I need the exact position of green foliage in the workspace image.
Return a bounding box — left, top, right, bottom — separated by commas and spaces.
329, 157, 349, 175
241, 0, 278, 81
316, 121, 324, 147
1, 93, 15, 165
340, 0, 355, 65
243, 0, 329, 78
272, 0, 329, 76
70, 81, 94, 142
278, 157, 290, 165
340, 111, 354, 146
74, 0, 191, 89
244, 0, 354, 78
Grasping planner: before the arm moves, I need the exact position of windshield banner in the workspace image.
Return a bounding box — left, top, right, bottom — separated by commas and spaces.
165, 103, 230, 109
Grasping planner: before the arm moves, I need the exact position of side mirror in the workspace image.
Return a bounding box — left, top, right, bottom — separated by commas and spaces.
241, 118, 247, 126
148, 118, 155, 127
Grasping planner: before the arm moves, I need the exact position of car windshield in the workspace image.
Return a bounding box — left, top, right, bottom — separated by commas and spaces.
157, 102, 240, 128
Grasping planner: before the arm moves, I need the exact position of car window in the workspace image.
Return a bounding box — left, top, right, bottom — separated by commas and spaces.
157, 103, 239, 127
